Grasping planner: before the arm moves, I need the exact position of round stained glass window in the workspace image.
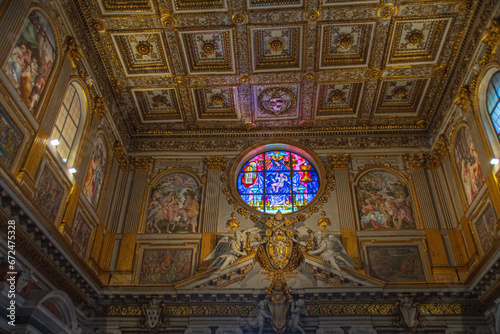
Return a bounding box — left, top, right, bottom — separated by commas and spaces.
236, 150, 320, 214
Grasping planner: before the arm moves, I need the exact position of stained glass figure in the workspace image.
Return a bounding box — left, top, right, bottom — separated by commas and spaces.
237, 150, 319, 214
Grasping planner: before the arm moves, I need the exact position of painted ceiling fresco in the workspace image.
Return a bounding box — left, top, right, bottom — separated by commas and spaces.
61, 0, 486, 152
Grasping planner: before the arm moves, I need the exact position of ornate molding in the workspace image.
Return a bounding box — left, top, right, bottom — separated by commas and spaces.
65, 36, 84, 75
329, 154, 350, 170
93, 96, 107, 120
480, 17, 500, 61
204, 156, 226, 171
453, 85, 472, 113
404, 153, 426, 170
113, 140, 130, 171
425, 135, 448, 169
133, 156, 153, 172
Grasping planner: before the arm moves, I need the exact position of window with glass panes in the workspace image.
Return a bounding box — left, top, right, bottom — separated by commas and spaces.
52, 83, 81, 161
486, 72, 500, 140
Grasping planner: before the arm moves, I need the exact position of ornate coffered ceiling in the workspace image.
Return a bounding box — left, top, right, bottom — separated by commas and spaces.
61, 0, 491, 152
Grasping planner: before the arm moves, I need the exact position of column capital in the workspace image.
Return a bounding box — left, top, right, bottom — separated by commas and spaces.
329, 153, 350, 170
205, 156, 226, 171
404, 152, 426, 170
113, 141, 130, 171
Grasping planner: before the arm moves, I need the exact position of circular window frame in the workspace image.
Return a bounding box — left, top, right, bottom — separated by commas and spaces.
229, 140, 326, 217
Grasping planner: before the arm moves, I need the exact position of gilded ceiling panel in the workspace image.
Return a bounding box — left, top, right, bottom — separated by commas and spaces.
321, 0, 378, 6
111, 32, 171, 76
315, 83, 364, 117
97, 0, 155, 14
132, 88, 183, 122
249, 26, 303, 73
318, 22, 375, 69
374, 79, 430, 115
191, 87, 239, 120
387, 18, 452, 66
172, 0, 227, 13
252, 85, 300, 121
179, 29, 236, 74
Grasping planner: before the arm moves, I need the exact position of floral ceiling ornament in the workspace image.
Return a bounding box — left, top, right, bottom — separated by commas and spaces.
135, 41, 152, 56
378, 3, 397, 20
232, 13, 248, 25
269, 37, 285, 52
393, 87, 408, 99
211, 94, 225, 106
201, 40, 217, 56
337, 34, 354, 49
330, 89, 346, 102
406, 30, 425, 46
305, 10, 320, 22
160, 14, 176, 28
151, 95, 168, 108
258, 87, 296, 115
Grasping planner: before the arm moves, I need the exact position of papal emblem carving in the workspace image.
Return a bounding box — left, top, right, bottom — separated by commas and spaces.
258, 87, 296, 115
139, 299, 167, 333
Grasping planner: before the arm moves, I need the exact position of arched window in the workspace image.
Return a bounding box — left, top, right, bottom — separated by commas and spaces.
236, 150, 320, 214
486, 72, 500, 140
51, 82, 86, 165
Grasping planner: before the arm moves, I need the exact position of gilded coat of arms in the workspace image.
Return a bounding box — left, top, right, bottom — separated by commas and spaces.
258, 87, 296, 115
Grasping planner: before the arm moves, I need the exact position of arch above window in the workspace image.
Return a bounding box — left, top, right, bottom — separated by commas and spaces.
50, 81, 87, 167
486, 71, 500, 140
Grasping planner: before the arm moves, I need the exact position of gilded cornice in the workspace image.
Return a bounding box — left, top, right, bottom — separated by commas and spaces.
204, 156, 226, 171
93, 96, 108, 120
404, 152, 426, 170
65, 36, 84, 76
133, 156, 153, 171
453, 85, 472, 114
329, 153, 350, 170
425, 134, 448, 169
113, 140, 130, 171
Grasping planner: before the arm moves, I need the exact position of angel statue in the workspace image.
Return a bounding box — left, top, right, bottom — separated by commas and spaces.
245, 300, 272, 334
288, 299, 308, 334
204, 228, 262, 271
308, 231, 354, 274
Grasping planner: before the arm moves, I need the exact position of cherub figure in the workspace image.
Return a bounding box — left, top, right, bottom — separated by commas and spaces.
245, 300, 272, 334
288, 299, 308, 334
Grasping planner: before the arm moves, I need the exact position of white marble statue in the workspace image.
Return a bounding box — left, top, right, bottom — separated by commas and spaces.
245, 300, 272, 334
308, 232, 354, 273
288, 299, 308, 334
205, 228, 261, 271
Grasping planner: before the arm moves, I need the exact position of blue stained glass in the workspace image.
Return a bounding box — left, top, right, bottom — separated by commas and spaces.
265, 151, 290, 171
487, 72, 500, 137
238, 172, 263, 194
237, 149, 320, 214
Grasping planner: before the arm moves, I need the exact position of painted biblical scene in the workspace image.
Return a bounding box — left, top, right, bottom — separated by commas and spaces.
367, 246, 425, 282
454, 127, 485, 204
3, 11, 56, 112
356, 171, 416, 230
35, 165, 64, 222
145, 173, 200, 233
475, 205, 499, 253
139, 249, 192, 284
237, 150, 319, 214
0, 103, 23, 169
72, 213, 92, 259
83, 135, 107, 208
